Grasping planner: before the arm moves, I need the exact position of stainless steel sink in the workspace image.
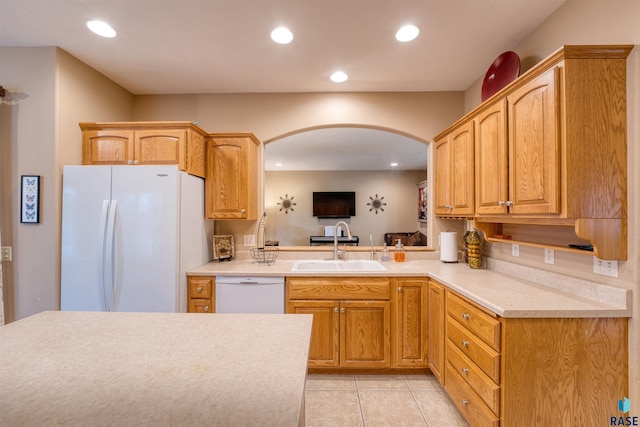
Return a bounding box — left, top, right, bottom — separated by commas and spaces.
291, 259, 388, 272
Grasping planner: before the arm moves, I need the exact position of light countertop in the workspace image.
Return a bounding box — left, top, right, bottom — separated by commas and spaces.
189, 257, 631, 318
0, 311, 312, 427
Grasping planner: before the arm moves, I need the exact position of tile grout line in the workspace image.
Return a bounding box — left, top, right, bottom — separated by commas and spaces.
354, 375, 367, 427
403, 375, 431, 427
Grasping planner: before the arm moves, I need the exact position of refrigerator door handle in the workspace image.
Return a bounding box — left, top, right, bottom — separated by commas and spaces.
104, 200, 118, 312
99, 200, 111, 311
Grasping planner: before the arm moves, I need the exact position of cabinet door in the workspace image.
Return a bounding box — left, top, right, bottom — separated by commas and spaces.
135, 129, 186, 166
206, 136, 258, 220
340, 301, 391, 368
434, 137, 451, 215
507, 68, 560, 215
450, 121, 475, 216
475, 100, 509, 215
435, 121, 475, 217
393, 278, 428, 367
288, 300, 340, 367
82, 130, 135, 165
428, 280, 445, 384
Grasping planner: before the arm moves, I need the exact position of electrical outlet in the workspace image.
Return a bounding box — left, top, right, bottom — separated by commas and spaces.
511, 244, 519, 257
243, 234, 256, 246
1, 246, 12, 262
544, 248, 555, 265
593, 257, 618, 278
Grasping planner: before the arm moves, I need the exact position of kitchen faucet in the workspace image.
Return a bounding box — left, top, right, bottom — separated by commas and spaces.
332, 220, 353, 260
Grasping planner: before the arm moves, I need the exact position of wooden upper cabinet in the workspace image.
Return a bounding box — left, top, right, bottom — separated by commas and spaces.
507, 67, 560, 215
475, 99, 509, 215
80, 122, 207, 177
434, 119, 475, 217
205, 133, 259, 220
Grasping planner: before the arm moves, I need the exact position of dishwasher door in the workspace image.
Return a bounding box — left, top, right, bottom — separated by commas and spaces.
215, 276, 285, 314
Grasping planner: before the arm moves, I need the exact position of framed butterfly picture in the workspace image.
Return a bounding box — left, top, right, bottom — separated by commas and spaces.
20, 175, 40, 224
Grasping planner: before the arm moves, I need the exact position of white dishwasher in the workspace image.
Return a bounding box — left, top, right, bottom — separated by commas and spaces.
215, 276, 285, 314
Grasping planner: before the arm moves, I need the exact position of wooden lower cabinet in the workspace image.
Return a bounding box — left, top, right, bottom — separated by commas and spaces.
427, 279, 446, 383
187, 276, 214, 313
441, 287, 628, 427
392, 278, 428, 368
287, 277, 399, 370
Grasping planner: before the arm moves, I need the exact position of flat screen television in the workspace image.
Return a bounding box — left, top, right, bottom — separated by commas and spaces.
313, 191, 356, 218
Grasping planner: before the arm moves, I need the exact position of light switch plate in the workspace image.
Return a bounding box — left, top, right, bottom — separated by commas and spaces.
593, 257, 618, 278
511, 244, 519, 257
243, 234, 256, 246
544, 248, 555, 264
1, 246, 12, 262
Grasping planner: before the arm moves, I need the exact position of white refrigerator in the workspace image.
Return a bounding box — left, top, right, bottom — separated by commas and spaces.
61, 165, 212, 312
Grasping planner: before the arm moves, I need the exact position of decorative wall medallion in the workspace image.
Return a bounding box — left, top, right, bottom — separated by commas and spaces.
277, 194, 296, 214
367, 194, 387, 214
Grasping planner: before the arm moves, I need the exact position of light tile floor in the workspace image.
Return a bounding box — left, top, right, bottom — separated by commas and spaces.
305, 374, 469, 427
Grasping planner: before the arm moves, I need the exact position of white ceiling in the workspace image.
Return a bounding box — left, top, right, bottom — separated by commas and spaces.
1, 0, 566, 170
0, 0, 566, 95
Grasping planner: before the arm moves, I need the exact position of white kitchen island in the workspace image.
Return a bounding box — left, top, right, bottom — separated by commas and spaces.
0, 311, 312, 427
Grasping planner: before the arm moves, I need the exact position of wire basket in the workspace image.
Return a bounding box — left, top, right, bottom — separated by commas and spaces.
250, 248, 279, 265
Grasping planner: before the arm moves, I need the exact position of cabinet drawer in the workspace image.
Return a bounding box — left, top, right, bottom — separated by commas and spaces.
446, 365, 499, 427
447, 341, 500, 414
447, 292, 501, 351
188, 277, 213, 298
287, 277, 390, 300
188, 298, 213, 313
447, 318, 500, 383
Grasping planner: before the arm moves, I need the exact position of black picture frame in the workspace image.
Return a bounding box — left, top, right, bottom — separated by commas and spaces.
20, 175, 40, 224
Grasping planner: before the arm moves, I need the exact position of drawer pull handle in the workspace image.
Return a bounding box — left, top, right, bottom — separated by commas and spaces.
462, 340, 469, 347
462, 399, 469, 406
196, 286, 203, 293
462, 313, 470, 320
461, 367, 469, 374
204, 306, 209, 312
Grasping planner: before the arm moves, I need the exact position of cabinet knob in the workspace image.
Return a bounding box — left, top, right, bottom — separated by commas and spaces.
127, 159, 133, 165
506, 200, 513, 207
341, 307, 345, 313
133, 160, 139, 165
334, 307, 339, 313
461, 367, 469, 374
241, 208, 246, 214
461, 399, 469, 406
204, 306, 209, 312
196, 286, 203, 293
397, 287, 402, 292
498, 200, 505, 206
462, 313, 470, 320
462, 340, 469, 347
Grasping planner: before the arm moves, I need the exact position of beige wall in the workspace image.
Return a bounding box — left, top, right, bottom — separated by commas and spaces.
265, 170, 427, 246
0, 47, 133, 321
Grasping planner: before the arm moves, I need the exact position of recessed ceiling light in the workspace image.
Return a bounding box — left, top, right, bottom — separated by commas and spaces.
396, 24, 419, 42
275, 163, 283, 167
390, 162, 399, 167
87, 20, 117, 38
271, 27, 293, 44
330, 71, 349, 83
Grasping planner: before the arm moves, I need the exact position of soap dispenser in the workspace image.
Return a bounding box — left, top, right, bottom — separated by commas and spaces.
381, 243, 390, 262
394, 239, 405, 262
